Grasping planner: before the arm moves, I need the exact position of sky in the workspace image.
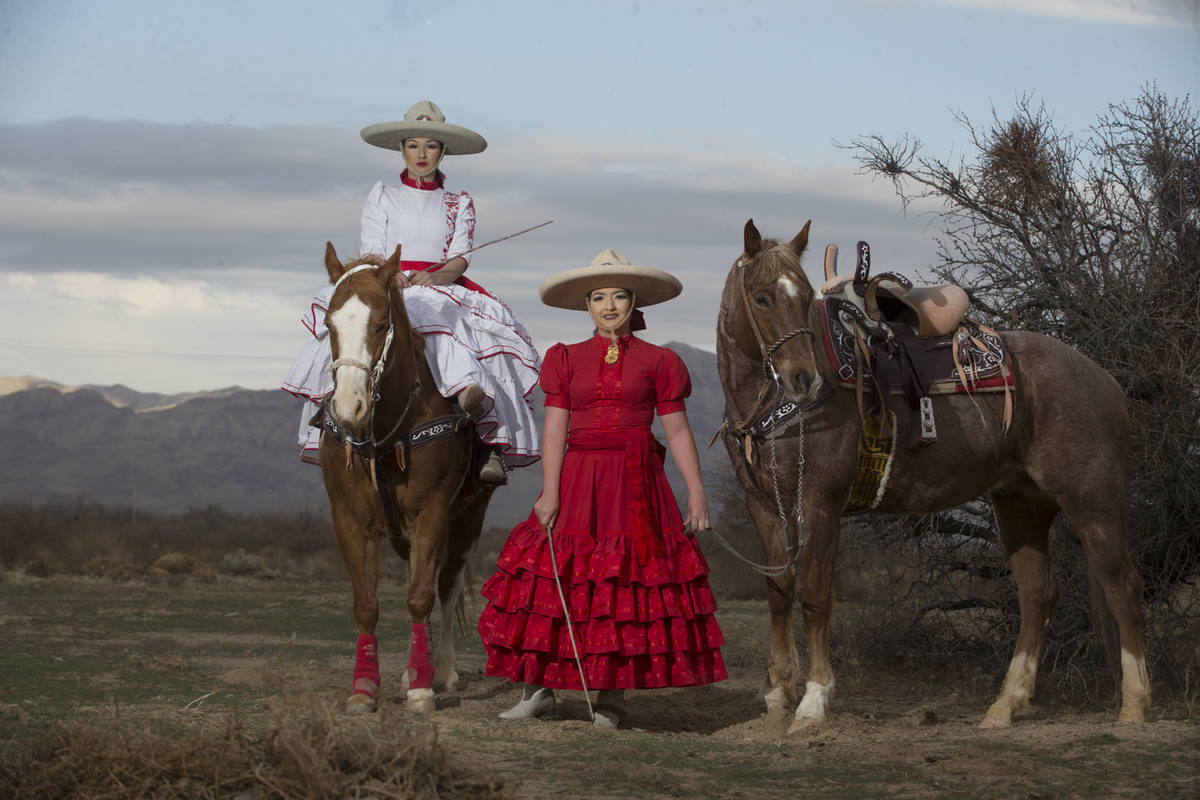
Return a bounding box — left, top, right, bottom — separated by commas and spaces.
0, 0, 1196, 393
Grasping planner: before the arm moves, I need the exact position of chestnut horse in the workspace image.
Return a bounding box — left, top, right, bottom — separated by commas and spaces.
716, 219, 1150, 732
319, 243, 494, 714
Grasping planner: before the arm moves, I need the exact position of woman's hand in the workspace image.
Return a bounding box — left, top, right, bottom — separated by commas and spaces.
533, 493, 560, 533
407, 270, 434, 287
684, 489, 710, 533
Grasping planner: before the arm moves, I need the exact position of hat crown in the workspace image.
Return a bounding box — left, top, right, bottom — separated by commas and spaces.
590, 249, 631, 268
404, 100, 445, 125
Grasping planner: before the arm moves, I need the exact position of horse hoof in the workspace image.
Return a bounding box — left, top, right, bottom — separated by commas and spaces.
406, 688, 436, 714
434, 669, 460, 693
1118, 707, 1146, 723
346, 694, 377, 714
786, 715, 820, 735
979, 714, 1010, 730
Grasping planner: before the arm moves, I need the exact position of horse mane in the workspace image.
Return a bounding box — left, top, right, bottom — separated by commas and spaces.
743, 238, 812, 294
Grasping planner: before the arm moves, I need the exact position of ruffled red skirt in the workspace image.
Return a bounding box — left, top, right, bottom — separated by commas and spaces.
478, 427, 727, 690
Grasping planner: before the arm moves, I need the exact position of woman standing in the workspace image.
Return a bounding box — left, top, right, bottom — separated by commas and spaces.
478, 250, 727, 728
283, 101, 541, 482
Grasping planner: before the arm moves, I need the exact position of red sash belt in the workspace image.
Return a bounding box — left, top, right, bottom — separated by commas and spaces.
568, 428, 668, 564
404, 259, 493, 299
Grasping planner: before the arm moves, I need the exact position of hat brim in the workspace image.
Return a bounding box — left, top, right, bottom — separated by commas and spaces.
360, 121, 487, 155
539, 265, 682, 310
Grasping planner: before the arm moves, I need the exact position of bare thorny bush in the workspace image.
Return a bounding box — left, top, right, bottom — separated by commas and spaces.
831, 85, 1200, 703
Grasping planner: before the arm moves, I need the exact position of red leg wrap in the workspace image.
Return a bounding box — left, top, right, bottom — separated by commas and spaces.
352, 633, 380, 693
407, 622, 434, 690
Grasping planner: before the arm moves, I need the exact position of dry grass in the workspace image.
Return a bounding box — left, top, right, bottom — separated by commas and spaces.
0, 701, 509, 800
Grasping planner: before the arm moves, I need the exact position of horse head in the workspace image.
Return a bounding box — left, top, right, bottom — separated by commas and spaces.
323, 243, 402, 436
723, 219, 829, 404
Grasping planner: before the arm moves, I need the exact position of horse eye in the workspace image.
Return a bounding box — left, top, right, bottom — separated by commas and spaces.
375, 322, 389, 334
755, 294, 771, 309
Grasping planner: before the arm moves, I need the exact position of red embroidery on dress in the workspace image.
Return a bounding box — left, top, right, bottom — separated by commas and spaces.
441, 190, 475, 261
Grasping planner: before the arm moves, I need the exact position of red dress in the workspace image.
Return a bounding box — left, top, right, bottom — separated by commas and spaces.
478, 333, 727, 690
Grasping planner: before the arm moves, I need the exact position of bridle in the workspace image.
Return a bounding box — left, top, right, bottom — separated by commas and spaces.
735, 249, 817, 408
327, 265, 420, 450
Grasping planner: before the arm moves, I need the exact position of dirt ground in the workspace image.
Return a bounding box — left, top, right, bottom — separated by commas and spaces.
1, 571, 1197, 799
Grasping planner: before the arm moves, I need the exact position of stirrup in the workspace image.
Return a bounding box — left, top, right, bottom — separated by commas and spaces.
498, 687, 555, 720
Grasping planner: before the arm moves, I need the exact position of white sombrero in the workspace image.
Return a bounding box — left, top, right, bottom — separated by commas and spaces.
539, 249, 682, 309
360, 100, 487, 155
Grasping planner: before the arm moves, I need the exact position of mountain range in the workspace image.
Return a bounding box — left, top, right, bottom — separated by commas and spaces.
1, 342, 735, 529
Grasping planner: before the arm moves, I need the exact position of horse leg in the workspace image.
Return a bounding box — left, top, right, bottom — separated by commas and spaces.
1057, 499, 1150, 722
981, 485, 1060, 729
433, 561, 465, 693
745, 489, 800, 714
788, 505, 840, 734
331, 505, 383, 714
403, 505, 447, 714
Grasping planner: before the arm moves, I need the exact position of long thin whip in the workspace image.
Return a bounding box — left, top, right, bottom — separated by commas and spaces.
544, 522, 595, 721
428, 219, 554, 269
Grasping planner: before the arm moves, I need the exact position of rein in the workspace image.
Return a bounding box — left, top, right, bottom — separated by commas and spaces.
707, 252, 824, 579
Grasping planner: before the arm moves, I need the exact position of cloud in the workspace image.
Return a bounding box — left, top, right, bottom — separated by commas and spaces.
930, 0, 1197, 27
0, 116, 942, 391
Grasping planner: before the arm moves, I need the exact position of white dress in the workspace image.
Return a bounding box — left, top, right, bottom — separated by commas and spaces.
282, 171, 542, 468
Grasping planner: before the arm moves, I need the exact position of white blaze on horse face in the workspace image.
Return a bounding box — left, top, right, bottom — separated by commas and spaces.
328, 295, 373, 428
777, 275, 800, 299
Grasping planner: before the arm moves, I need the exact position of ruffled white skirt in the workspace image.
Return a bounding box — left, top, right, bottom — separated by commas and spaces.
282, 283, 542, 468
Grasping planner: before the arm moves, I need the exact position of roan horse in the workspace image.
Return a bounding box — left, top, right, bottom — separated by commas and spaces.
319, 243, 494, 714
716, 219, 1150, 732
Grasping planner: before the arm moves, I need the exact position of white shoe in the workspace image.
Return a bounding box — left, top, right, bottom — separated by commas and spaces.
498, 687, 555, 720
479, 447, 507, 485
456, 384, 487, 421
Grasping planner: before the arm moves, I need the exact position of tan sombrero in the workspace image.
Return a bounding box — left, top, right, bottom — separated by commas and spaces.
539, 249, 682, 309
360, 100, 487, 155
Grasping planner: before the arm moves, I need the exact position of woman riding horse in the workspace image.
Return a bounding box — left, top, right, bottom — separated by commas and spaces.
283, 100, 542, 483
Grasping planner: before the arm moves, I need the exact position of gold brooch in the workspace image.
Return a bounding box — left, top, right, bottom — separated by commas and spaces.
604, 343, 620, 364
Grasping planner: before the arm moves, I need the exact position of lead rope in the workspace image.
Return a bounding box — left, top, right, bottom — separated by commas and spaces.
545, 524, 595, 721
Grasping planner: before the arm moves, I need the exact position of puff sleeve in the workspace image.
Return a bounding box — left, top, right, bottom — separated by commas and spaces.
359, 181, 389, 257
539, 343, 571, 409
445, 190, 475, 265
654, 347, 692, 416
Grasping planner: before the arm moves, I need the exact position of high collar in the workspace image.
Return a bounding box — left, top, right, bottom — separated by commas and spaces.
400, 169, 445, 190
592, 330, 635, 352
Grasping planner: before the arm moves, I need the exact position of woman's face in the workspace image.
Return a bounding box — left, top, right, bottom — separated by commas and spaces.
403, 137, 444, 179
587, 287, 633, 332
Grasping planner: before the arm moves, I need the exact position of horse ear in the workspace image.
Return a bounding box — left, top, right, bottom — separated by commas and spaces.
743, 219, 762, 258
376, 245, 402, 288
324, 242, 345, 284
790, 220, 812, 254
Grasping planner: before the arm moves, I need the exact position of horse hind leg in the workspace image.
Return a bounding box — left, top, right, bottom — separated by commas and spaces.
433, 562, 466, 693
1057, 497, 1150, 722
981, 485, 1060, 729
